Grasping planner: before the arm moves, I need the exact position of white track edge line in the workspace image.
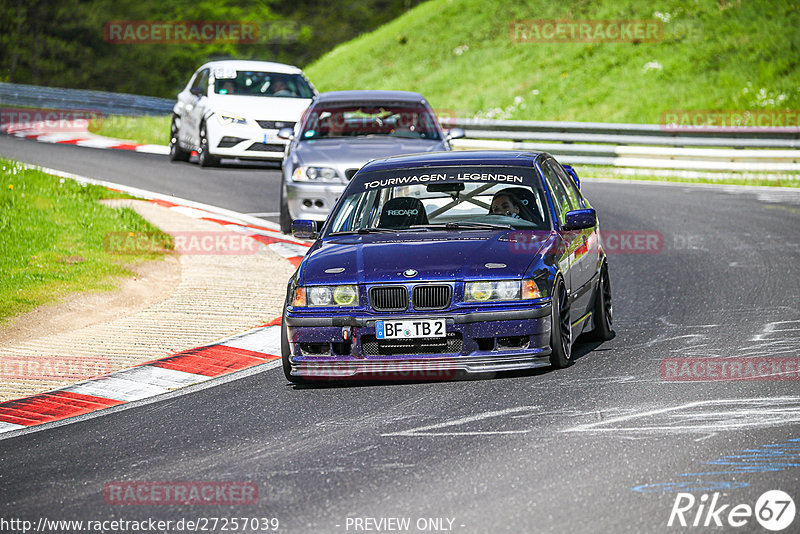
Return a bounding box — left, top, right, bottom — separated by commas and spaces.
0, 359, 283, 441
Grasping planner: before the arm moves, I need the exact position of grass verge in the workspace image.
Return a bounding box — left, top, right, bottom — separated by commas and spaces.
88, 114, 171, 146
306, 0, 799, 123
0, 158, 172, 323
579, 166, 800, 188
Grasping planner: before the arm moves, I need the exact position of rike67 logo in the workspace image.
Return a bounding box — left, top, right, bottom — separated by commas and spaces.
668, 490, 795, 531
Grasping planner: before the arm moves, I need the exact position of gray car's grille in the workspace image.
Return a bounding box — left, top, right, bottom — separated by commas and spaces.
255, 120, 295, 130
412, 285, 451, 310
361, 332, 462, 356
246, 142, 285, 152
370, 286, 408, 312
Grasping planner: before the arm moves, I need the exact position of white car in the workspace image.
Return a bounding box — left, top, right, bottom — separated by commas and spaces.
169, 60, 316, 167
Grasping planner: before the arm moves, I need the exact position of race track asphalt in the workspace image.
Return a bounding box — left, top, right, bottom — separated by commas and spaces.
1, 135, 799, 533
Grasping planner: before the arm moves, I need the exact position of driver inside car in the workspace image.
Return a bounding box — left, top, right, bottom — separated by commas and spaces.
490, 191, 523, 219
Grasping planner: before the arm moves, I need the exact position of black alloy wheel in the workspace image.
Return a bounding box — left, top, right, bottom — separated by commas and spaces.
549, 280, 573, 368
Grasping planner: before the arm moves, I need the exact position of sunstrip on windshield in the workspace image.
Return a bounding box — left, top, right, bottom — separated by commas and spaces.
363, 172, 524, 189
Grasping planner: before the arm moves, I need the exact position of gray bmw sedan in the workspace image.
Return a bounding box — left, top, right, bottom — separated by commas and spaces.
277, 90, 464, 233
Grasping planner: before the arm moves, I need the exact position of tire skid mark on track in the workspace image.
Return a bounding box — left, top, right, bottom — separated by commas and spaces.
565, 397, 800, 434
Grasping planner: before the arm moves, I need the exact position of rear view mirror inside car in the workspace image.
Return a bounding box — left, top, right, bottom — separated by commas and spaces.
427, 183, 465, 193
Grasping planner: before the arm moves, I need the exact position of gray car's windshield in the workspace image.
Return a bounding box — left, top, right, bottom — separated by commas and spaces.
299, 104, 442, 140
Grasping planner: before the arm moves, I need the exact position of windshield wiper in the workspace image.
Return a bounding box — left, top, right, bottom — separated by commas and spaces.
329, 227, 421, 236
418, 222, 513, 231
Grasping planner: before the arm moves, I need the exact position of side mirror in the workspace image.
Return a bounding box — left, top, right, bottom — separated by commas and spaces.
446, 127, 466, 140
563, 209, 596, 231
189, 87, 204, 97
292, 219, 317, 239
562, 164, 580, 189
277, 127, 294, 140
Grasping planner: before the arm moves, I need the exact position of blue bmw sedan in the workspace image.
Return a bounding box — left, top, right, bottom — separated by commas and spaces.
281, 151, 613, 382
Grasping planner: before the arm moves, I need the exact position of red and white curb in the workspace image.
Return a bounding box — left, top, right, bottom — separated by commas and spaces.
146, 198, 310, 267
0, 167, 311, 437
4, 124, 169, 155
25, 163, 313, 267
0, 319, 284, 434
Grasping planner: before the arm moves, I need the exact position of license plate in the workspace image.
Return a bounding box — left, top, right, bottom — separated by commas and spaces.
376, 319, 446, 339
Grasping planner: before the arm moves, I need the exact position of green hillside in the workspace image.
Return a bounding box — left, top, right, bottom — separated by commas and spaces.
306, 0, 800, 124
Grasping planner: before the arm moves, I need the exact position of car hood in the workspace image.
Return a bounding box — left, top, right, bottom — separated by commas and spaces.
292, 137, 446, 168
299, 231, 551, 284
208, 95, 311, 122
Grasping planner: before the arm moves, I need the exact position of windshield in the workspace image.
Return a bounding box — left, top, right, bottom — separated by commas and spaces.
212, 70, 314, 98
326, 166, 552, 235
299, 103, 441, 140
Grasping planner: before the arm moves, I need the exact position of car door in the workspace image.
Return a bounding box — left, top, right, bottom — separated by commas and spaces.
540, 159, 584, 325
185, 68, 210, 149
547, 158, 597, 319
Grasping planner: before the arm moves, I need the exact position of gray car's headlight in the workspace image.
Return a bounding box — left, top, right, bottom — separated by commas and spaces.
464, 280, 541, 302
216, 112, 247, 126
292, 166, 340, 182
292, 285, 358, 307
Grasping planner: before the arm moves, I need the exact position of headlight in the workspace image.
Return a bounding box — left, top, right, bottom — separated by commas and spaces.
291, 166, 340, 182
464, 280, 541, 302
216, 112, 247, 126
292, 285, 358, 307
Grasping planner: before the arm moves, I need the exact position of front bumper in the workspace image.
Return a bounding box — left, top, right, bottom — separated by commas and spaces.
285, 182, 346, 222
285, 305, 553, 379
208, 124, 288, 160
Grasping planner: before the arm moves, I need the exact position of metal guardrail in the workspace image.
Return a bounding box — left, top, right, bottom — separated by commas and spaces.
447, 118, 800, 148
1, 82, 798, 172
446, 118, 800, 172
0, 82, 174, 116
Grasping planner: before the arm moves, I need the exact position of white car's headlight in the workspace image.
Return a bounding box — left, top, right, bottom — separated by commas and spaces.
464, 280, 541, 302
291, 166, 340, 182
216, 112, 247, 126
293, 285, 358, 307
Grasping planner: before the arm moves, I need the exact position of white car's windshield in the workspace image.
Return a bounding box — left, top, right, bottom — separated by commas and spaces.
212, 70, 314, 98
327, 167, 552, 235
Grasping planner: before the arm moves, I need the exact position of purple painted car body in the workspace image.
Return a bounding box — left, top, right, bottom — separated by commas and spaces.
281, 151, 613, 382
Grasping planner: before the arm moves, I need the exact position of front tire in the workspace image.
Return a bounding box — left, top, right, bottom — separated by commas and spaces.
279, 185, 292, 234
549, 279, 573, 369
197, 122, 220, 167
168, 116, 190, 162
588, 264, 613, 341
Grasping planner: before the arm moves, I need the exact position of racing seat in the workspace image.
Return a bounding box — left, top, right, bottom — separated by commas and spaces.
377, 197, 429, 229
492, 187, 544, 225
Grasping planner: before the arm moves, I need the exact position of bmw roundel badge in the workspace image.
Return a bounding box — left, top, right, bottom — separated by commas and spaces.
403, 269, 418, 278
